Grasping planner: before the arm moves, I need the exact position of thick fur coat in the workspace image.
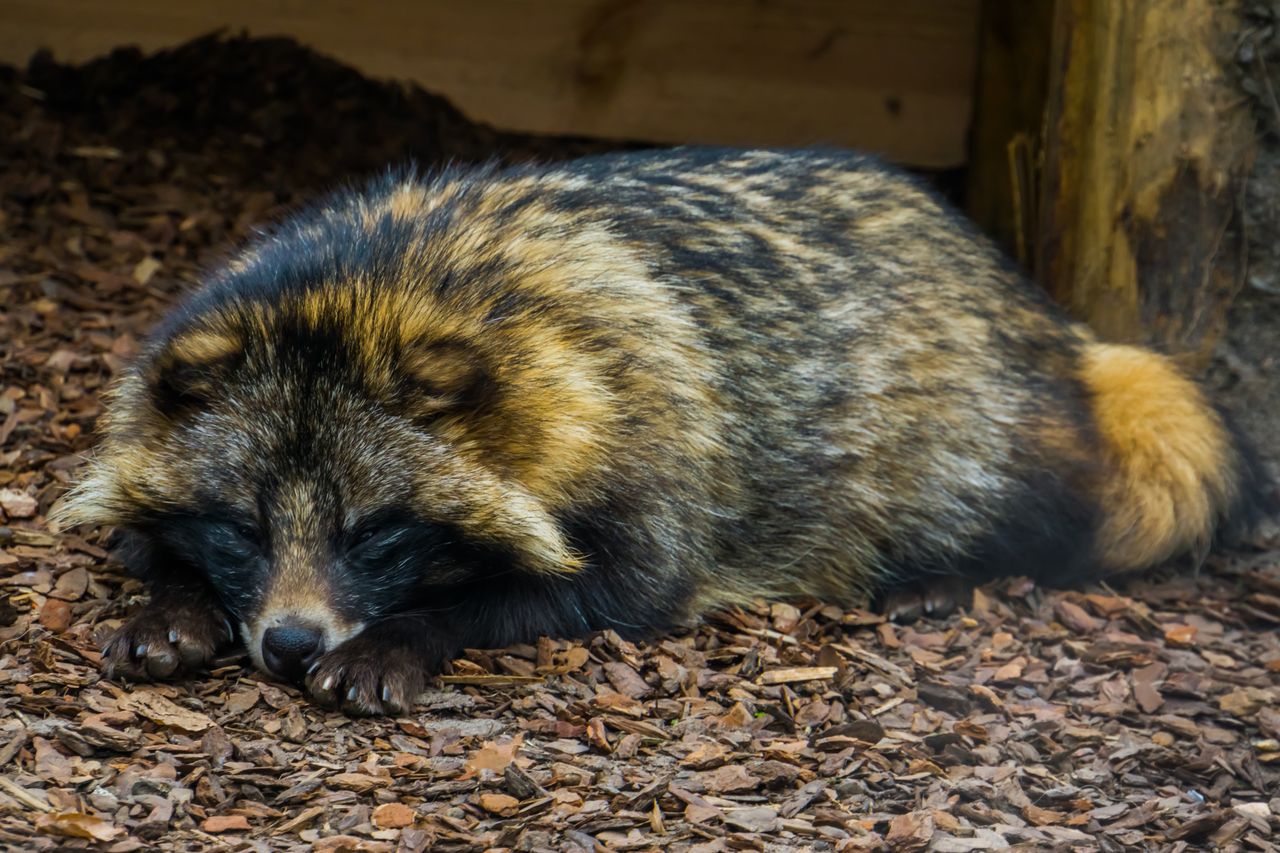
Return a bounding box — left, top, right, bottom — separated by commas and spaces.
56, 148, 1267, 713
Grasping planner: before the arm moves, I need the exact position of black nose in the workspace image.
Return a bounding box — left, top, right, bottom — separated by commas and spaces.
261, 623, 324, 681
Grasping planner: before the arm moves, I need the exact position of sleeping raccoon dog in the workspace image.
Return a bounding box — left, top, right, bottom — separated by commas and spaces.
55, 148, 1271, 714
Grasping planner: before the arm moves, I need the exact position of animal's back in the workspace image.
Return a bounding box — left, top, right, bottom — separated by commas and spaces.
503, 150, 1081, 596
509, 147, 1260, 605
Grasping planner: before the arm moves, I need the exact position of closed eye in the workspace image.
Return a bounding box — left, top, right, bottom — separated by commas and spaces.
141, 511, 265, 582
350, 527, 379, 548
342, 514, 449, 563
205, 519, 263, 557
343, 522, 412, 561
231, 521, 261, 548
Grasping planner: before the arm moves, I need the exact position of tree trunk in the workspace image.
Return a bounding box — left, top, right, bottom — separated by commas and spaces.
1036, 0, 1256, 371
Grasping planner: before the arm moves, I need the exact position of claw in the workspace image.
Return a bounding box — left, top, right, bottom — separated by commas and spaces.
302, 637, 430, 716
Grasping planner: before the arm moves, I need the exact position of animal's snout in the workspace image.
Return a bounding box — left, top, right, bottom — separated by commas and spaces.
261, 622, 324, 681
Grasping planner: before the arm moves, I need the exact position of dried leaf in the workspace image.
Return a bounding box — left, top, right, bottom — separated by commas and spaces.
690, 764, 759, 794
201, 815, 251, 833
372, 802, 415, 828
119, 690, 214, 732
50, 567, 89, 601
201, 725, 233, 766
725, 805, 779, 833
1219, 687, 1272, 717
34, 812, 122, 842
329, 772, 389, 793
603, 661, 651, 699
1055, 599, 1104, 633
34, 737, 73, 784
280, 705, 308, 743
132, 256, 162, 284
1024, 804, 1066, 826
886, 811, 934, 851
224, 686, 261, 715
465, 794, 514, 822
992, 657, 1025, 683
681, 740, 730, 770
463, 734, 524, 777
759, 666, 838, 685
38, 599, 72, 632
1132, 662, 1166, 713
0, 489, 36, 519
538, 646, 590, 674
593, 689, 646, 717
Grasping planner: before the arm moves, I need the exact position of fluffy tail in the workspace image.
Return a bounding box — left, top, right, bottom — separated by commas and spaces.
1080, 343, 1267, 573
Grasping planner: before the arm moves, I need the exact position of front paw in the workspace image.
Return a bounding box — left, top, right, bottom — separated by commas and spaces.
103, 600, 234, 681
304, 634, 431, 716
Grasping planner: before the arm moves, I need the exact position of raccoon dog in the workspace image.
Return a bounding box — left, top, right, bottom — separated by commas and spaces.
56, 148, 1269, 714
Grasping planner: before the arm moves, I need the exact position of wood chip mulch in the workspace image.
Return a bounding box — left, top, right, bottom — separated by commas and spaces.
1, 36, 1279, 853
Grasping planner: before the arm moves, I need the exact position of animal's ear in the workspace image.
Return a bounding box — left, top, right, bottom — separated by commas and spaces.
145, 328, 243, 415
400, 340, 494, 417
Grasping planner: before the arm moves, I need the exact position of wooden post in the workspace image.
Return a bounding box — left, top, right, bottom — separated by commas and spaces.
1036, 0, 1256, 371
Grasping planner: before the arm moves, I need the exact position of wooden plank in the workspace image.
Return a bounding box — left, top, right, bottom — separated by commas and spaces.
964, 0, 1055, 268
1036, 0, 1256, 370
0, 0, 980, 168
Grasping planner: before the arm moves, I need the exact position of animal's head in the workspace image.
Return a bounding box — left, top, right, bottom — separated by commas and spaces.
53, 174, 624, 682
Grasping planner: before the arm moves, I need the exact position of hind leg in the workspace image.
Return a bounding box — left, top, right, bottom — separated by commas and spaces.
875, 576, 973, 623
